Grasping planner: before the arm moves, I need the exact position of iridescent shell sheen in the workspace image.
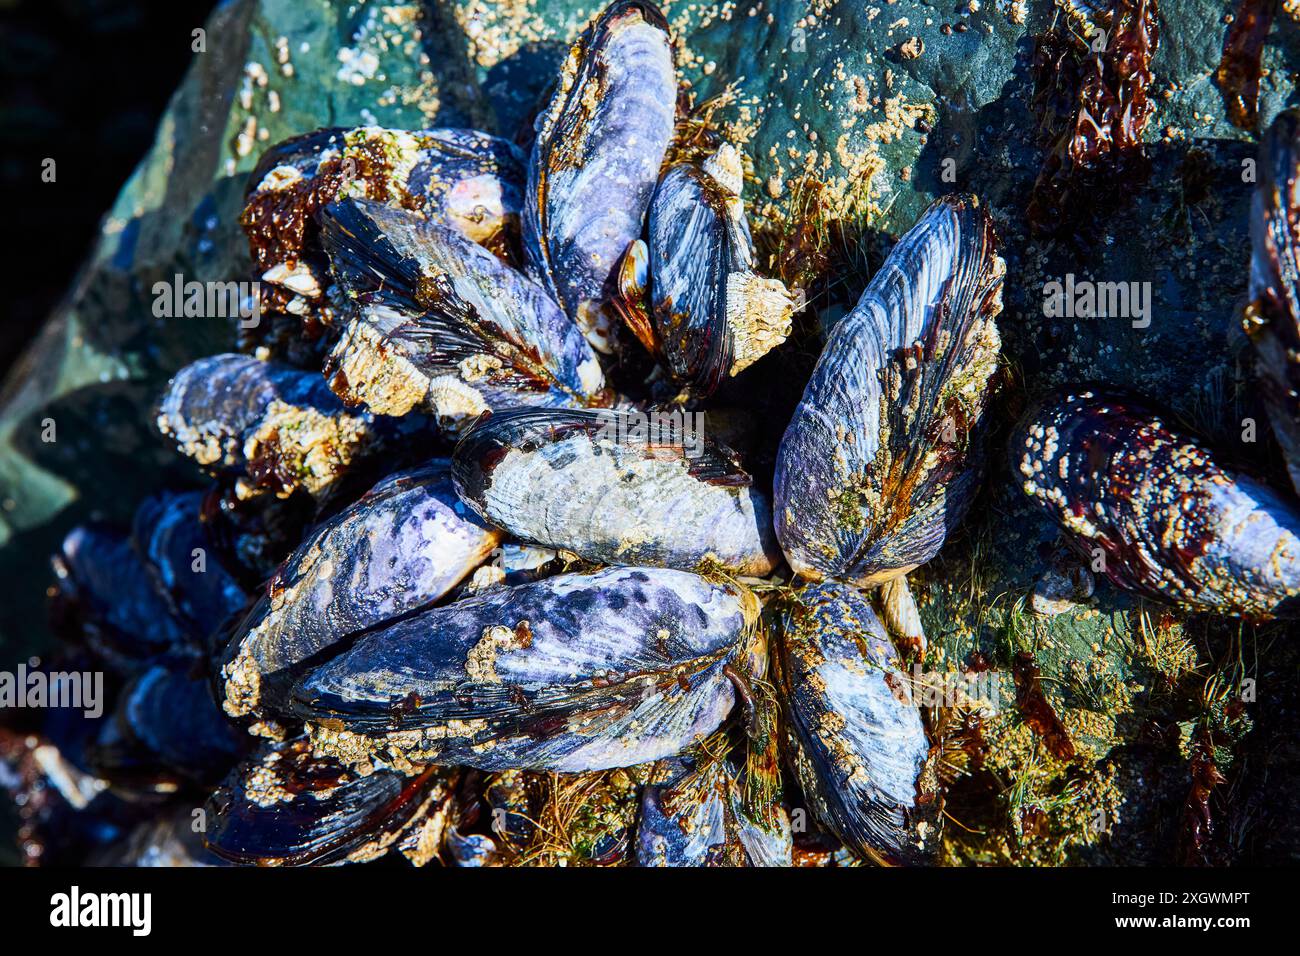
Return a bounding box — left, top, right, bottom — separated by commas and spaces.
451, 407, 780, 575
1012, 388, 1300, 619
524, 0, 677, 353
774, 194, 1004, 587
1245, 108, 1300, 496
156, 353, 372, 499
319, 198, 607, 429
776, 582, 933, 864
220, 461, 500, 717
287, 566, 763, 773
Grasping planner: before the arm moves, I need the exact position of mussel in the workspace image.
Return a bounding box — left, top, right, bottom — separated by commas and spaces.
1012, 387, 1300, 619
319, 198, 607, 428
451, 407, 780, 575
1245, 108, 1300, 497
524, 0, 677, 353
621, 144, 795, 397
220, 461, 501, 717
776, 582, 934, 865
156, 353, 372, 500
285, 566, 764, 773
774, 194, 1004, 590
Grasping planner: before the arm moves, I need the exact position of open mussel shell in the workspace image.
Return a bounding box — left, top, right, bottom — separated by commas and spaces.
524, 0, 677, 353
639, 144, 795, 396
204, 737, 457, 866
156, 353, 372, 499
243, 126, 525, 320
284, 566, 764, 773
774, 194, 1004, 588
1246, 108, 1300, 497
319, 198, 606, 429
131, 491, 249, 650
776, 582, 934, 865
1011, 387, 1300, 619
220, 461, 502, 718
451, 407, 780, 575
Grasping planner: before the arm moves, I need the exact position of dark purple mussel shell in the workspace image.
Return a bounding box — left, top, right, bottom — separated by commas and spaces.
629, 144, 795, 396
204, 736, 458, 866
285, 566, 763, 773
524, 0, 677, 353
776, 582, 934, 865
1011, 387, 1300, 619
156, 353, 372, 499
1246, 108, 1300, 496
318, 198, 607, 430
451, 407, 780, 575
774, 194, 1004, 588
219, 461, 501, 718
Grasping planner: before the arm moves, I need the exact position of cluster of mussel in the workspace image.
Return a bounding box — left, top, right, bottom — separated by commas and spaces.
6, 1, 1300, 868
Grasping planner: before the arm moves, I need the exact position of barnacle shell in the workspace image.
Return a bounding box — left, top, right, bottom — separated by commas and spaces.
1012, 388, 1300, 619
451, 407, 780, 575
524, 0, 677, 353
243, 126, 525, 322
1245, 108, 1300, 496
319, 198, 607, 429
774, 194, 1004, 587
287, 566, 763, 773
776, 582, 933, 864
637, 144, 795, 395
221, 462, 501, 718
205, 737, 458, 866
156, 353, 372, 499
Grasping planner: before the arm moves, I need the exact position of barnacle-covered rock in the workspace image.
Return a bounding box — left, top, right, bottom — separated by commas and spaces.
319, 198, 607, 429
242, 126, 525, 325
776, 583, 934, 865
1245, 108, 1300, 497
288, 566, 763, 773
774, 195, 1004, 587
1012, 388, 1300, 619
204, 737, 458, 867
156, 353, 372, 500
131, 491, 248, 649
220, 461, 501, 718
524, 0, 677, 353
452, 407, 779, 575
625, 144, 795, 396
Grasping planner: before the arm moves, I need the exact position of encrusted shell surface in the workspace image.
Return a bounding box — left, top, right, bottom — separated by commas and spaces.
287, 566, 763, 773
319, 198, 606, 429
1246, 108, 1300, 497
156, 353, 372, 499
523, 0, 677, 353
774, 194, 1004, 587
638, 144, 795, 395
776, 582, 932, 864
636, 754, 739, 866
220, 461, 501, 718
451, 407, 781, 575
1012, 388, 1300, 619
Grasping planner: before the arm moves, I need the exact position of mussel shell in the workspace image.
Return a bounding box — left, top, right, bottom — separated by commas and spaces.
319, 198, 606, 427
156, 353, 371, 498
220, 461, 501, 717
452, 407, 780, 575
287, 566, 763, 773
776, 582, 932, 865
204, 737, 455, 866
774, 194, 1003, 587
524, 0, 677, 353
1011, 387, 1300, 618
645, 146, 794, 395
636, 755, 739, 866
131, 491, 248, 649
243, 126, 525, 316
1247, 108, 1300, 497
